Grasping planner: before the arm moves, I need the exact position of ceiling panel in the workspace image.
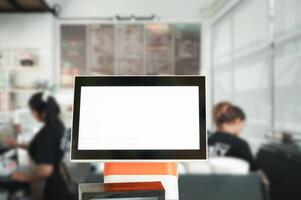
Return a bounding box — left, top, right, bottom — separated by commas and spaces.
0, 0, 15, 11
0, 0, 56, 14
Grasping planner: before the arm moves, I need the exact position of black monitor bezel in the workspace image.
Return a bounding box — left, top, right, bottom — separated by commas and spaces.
71, 76, 206, 161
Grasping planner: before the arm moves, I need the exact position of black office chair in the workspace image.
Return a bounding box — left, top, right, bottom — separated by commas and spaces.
179, 174, 268, 200
257, 144, 301, 200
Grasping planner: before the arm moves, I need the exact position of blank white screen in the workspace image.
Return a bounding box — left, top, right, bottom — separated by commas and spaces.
78, 86, 200, 150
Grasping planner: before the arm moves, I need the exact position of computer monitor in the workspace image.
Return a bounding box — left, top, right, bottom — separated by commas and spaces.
71, 76, 206, 161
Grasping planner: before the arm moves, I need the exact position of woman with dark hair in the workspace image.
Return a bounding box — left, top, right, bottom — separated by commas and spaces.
209, 103, 259, 171
5, 92, 71, 200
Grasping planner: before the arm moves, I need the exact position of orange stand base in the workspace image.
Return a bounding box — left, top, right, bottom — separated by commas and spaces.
104, 162, 179, 199
104, 162, 178, 176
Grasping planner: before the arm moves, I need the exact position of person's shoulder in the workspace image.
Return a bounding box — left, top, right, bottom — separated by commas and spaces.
234, 136, 250, 148
209, 131, 233, 144
209, 131, 234, 140
56, 120, 65, 132
48, 121, 65, 133
210, 132, 247, 145
208, 132, 220, 142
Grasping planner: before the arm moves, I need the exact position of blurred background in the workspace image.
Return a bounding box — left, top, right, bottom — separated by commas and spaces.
0, 0, 300, 200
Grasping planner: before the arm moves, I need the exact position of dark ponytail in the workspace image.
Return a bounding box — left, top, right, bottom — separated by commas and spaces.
213, 101, 232, 126
215, 104, 246, 128
29, 92, 61, 126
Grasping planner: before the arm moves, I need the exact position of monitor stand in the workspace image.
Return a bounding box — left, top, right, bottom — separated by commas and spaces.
104, 162, 179, 199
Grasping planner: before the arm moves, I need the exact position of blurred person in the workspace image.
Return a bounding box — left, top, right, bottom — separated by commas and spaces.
208, 103, 259, 171
4, 92, 72, 200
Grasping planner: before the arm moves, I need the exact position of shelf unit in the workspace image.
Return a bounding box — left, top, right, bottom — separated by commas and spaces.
0, 48, 44, 122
